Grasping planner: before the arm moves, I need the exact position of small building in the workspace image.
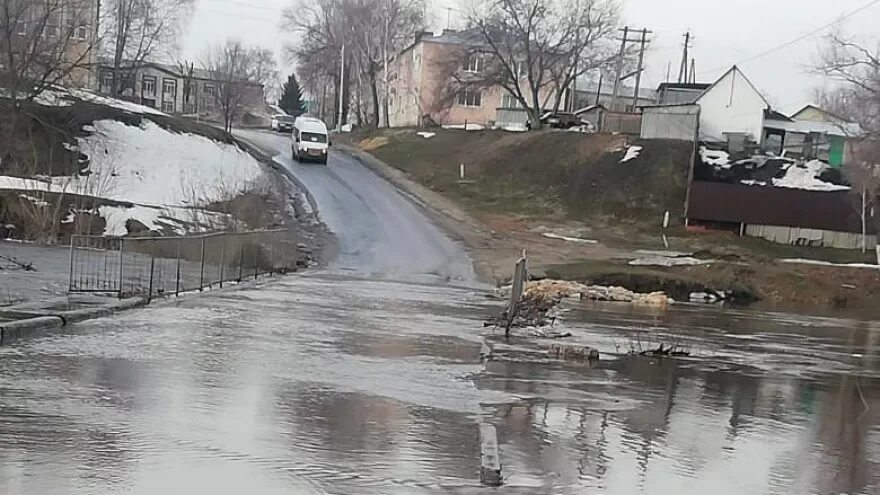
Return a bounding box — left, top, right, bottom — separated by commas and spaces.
572, 105, 605, 130
695, 66, 770, 145
763, 110, 853, 166
656, 82, 711, 105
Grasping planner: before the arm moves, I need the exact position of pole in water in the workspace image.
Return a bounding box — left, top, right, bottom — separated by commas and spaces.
662, 210, 670, 229
460, 163, 465, 180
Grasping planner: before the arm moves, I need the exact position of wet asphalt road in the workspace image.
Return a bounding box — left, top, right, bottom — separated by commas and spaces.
1, 131, 879, 494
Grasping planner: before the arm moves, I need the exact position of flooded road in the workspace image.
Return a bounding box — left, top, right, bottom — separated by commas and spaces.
1, 131, 879, 493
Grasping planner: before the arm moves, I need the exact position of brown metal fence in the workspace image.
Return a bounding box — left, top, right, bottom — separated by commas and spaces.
69, 229, 299, 300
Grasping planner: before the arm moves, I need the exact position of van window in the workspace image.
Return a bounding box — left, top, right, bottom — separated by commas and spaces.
302, 132, 327, 143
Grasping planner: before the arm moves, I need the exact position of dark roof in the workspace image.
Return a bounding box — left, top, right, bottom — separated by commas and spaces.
657, 82, 711, 91
764, 109, 793, 122
688, 181, 870, 234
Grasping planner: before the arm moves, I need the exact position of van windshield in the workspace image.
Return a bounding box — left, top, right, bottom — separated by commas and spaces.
302, 132, 327, 143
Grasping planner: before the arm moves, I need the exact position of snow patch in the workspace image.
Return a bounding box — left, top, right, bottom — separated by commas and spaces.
443, 123, 485, 131
780, 258, 878, 269
542, 232, 599, 244
33, 86, 167, 116
772, 160, 850, 191
620, 145, 642, 163
76, 119, 263, 206
629, 256, 711, 267
740, 179, 767, 186
700, 147, 730, 168
416, 131, 436, 139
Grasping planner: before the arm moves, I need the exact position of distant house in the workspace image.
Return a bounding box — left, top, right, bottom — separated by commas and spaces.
96, 61, 265, 116
656, 82, 711, 105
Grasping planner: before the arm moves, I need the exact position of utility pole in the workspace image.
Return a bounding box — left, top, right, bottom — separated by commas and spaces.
631, 28, 649, 111
689, 59, 696, 84
337, 43, 345, 129
678, 30, 692, 83
610, 26, 628, 112
612, 27, 651, 112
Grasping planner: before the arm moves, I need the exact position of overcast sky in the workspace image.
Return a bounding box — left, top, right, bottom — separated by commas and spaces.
182, 0, 880, 113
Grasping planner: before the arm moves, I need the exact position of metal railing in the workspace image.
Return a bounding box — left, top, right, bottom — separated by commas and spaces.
69, 229, 299, 300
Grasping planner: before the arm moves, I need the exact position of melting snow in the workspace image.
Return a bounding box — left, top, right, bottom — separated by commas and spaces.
772, 160, 850, 192
700, 147, 730, 168
620, 146, 643, 163
416, 131, 436, 139
542, 232, 599, 244
781, 258, 878, 269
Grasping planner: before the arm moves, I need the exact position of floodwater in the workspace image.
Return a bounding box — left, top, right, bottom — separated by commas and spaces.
1, 273, 878, 494
1, 132, 878, 493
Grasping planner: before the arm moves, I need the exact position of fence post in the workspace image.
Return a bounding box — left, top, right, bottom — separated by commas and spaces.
253, 233, 259, 280
199, 235, 207, 291
238, 236, 245, 282
219, 233, 227, 288
68, 236, 75, 293
175, 240, 182, 296
147, 238, 156, 301
118, 238, 125, 298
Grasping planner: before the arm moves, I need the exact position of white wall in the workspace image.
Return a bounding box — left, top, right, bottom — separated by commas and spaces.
697, 68, 767, 143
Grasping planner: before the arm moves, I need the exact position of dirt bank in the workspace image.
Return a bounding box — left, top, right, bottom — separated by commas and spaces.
339, 128, 880, 315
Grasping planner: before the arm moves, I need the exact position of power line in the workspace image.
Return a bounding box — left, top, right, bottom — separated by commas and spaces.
703, 0, 880, 75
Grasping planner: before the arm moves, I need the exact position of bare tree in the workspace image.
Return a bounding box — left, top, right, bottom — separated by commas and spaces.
463, 0, 620, 129
102, 0, 193, 96
283, 0, 424, 127
817, 32, 880, 134
1, 0, 98, 154
203, 40, 267, 134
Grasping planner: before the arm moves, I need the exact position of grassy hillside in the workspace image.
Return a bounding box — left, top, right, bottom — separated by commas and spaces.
351, 129, 692, 228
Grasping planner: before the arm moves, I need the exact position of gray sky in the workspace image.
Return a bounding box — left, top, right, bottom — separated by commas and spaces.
182, 0, 880, 113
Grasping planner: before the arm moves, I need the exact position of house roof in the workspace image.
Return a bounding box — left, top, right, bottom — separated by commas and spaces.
792, 104, 852, 123
764, 109, 792, 122
657, 82, 711, 92
573, 104, 605, 115
695, 65, 770, 109
764, 118, 855, 137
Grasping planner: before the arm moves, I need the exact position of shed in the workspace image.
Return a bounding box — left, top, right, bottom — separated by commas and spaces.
640, 103, 700, 141
695, 66, 769, 144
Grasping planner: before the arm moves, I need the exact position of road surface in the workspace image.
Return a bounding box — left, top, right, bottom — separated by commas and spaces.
1, 130, 878, 494
237, 129, 475, 283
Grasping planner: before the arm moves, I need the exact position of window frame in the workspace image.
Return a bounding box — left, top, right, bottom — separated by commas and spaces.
457, 87, 482, 108
142, 75, 157, 96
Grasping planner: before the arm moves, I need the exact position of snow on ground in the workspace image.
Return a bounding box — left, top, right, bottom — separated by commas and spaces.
542, 232, 599, 244
629, 255, 711, 267
781, 258, 878, 269
442, 123, 486, 131
416, 131, 436, 139
772, 160, 850, 192
76, 119, 262, 206
620, 145, 643, 163
0, 119, 264, 236
33, 86, 167, 116
741, 179, 768, 186
700, 147, 730, 168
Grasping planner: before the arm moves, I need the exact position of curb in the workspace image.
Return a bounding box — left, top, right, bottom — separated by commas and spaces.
0, 297, 149, 346
0, 316, 64, 345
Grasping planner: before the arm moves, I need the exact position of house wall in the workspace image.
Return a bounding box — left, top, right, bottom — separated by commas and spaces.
641, 104, 699, 141
697, 69, 767, 143
658, 88, 703, 105
388, 39, 559, 128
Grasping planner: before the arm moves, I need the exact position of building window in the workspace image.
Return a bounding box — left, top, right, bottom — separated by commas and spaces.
101, 72, 114, 92
203, 84, 216, 111
142, 76, 156, 96
162, 100, 175, 113
457, 87, 482, 107
204, 83, 215, 98
462, 55, 484, 73
501, 93, 523, 109
16, 20, 26, 36
74, 25, 88, 41
163, 78, 177, 96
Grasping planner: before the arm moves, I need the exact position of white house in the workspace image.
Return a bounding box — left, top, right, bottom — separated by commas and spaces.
695, 66, 769, 144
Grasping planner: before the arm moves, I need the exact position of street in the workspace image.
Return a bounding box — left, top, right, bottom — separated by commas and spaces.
0, 134, 878, 494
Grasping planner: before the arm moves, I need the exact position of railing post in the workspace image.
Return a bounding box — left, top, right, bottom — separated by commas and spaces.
219, 233, 226, 288
118, 238, 125, 299
253, 233, 259, 280
199, 235, 207, 291
68, 236, 75, 293
238, 236, 245, 282
175, 239, 182, 296
147, 238, 156, 301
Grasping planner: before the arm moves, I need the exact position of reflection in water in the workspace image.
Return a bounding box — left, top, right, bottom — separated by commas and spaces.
0, 273, 878, 494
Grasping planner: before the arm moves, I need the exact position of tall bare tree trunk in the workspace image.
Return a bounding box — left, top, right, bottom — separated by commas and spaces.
369, 68, 380, 127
